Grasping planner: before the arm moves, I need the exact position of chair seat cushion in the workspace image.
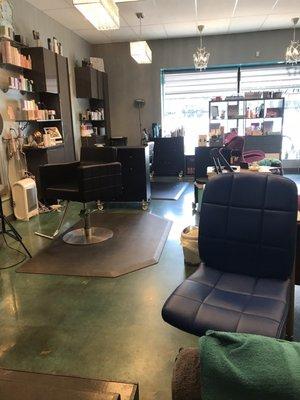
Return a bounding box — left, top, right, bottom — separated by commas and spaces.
162, 263, 290, 338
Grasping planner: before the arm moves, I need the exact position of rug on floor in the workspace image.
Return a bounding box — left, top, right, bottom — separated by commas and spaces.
18, 212, 172, 278
151, 181, 189, 200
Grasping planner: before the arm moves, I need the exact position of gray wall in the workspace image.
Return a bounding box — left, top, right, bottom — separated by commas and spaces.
0, 0, 91, 214
91, 29, 296, 146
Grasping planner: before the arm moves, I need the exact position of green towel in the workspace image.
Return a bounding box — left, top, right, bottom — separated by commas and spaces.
199, 331, 300, 400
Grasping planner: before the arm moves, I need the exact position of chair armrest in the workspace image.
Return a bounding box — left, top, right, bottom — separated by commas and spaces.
39, 162, 80, 190
77, 162, 121, 177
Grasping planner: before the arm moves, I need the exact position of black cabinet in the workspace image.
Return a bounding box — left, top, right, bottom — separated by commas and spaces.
116, 147, 151, 203
75, 66, 104, 100
195, 146, 231, 179
244, 135, 282, 154
97, 71, 103, 99
23, 47, 58, 93
152, 137, 185, 176
75, 67, 111, 138
21, 48, 76, 191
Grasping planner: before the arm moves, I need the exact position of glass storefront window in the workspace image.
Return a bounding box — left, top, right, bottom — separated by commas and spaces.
162, 64, 300, 159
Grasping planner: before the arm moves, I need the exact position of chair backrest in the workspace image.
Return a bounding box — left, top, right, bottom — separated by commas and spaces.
80, 146, 118, 163
199, 173, 298, 280
225, 136, 245, 153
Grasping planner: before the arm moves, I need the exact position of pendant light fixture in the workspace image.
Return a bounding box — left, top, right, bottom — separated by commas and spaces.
73, 0, 120, 30
130, 13, 152, 64
286, 17, 300, 64
193, 25, 210, 70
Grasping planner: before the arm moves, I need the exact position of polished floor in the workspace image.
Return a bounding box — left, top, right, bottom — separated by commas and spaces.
0, 182, 299, 400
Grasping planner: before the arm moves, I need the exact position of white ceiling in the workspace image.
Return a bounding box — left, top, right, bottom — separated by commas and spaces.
25, 0, 300, 44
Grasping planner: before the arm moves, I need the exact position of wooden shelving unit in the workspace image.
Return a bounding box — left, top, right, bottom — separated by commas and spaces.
1, 40, 76, 197
75, 66, 111, 146
209, 97, 285, 155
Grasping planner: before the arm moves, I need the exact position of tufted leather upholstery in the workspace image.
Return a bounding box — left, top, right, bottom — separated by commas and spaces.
40, 149, 122, 203
199, 173, 297, 280
162, 173, 298, 338
162, 264, 290, 338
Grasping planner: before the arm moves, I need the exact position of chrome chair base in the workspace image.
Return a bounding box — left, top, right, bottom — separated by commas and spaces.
63, 227, 113, 245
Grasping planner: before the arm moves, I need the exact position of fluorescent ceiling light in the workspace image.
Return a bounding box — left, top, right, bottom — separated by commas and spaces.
130, 41, 152, 64
73, 0, 120, 30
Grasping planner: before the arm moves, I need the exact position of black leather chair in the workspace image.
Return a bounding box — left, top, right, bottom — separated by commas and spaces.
162, 173, 298, 339
36, 147, 122, 245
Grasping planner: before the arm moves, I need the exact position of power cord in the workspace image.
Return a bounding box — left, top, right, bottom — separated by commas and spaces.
0, 232, 27, 269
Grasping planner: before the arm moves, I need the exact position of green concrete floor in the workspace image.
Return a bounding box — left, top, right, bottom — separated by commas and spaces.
0, 184, 199, 400
1, 182, 300, 400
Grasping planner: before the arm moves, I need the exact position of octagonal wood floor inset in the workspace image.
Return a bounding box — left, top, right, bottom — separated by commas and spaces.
18, 212, 172, 278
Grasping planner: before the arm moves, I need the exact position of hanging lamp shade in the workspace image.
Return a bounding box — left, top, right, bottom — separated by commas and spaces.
130, 12, 152, 64
130, 41, 152, 64
73, 0, 120, 30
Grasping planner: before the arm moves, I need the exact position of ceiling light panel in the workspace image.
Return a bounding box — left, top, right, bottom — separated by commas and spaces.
73, 0, 120, 30
234, 0, 280, 17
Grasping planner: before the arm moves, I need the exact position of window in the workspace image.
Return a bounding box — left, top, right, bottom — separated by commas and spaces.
162, 69, 238, 155
162, 64, 300, 160
240, 65, 300, 160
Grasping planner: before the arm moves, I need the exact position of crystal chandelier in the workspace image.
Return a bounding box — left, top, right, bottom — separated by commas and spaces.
130, 13, 152, 64
193, 25, 210, 70
73, 0, 120, 31
286, 17, 300, 64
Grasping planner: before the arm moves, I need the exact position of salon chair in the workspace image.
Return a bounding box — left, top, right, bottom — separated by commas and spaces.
37, 147, 121, 245
162, 173, 298, 339
222, 134, 265, 164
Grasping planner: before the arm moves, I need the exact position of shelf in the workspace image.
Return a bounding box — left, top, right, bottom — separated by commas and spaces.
23, 144, 64, 151
210, 116, 283, 121
2, 87, 35, 95
0, 62, 32, 72
14, 119, 62, 123
37, 119, 62, 122
245, 134, 282, 137
81, 119, 105, 123
0, 37, 28, 48
210, 97, 284, 103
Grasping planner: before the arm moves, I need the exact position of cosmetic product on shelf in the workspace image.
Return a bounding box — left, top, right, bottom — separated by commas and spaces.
80, 108, 105, 121
47, 38, 52, 51
11, 99, 57, 121
8, 74, 33, 92
80, 122, 93, 137
53, 37, 58, 54
0, 39, 32, 69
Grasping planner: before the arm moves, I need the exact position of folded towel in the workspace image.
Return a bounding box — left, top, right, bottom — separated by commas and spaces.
199, 331, 300, 400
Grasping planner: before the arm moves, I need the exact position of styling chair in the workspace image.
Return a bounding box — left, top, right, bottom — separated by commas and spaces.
211, 135, 266, 175
36, 147, 122, 245
162, 173, 298, 339
222, 134, 265, 164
